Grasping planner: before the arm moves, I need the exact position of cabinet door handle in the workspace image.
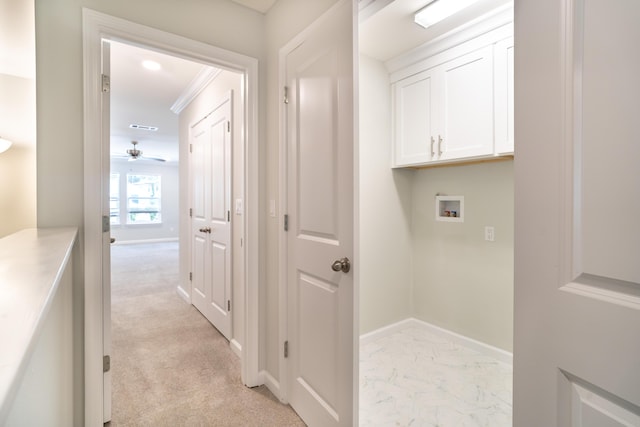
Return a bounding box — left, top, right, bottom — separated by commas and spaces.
438, 135, 443, 156
430, 136, 435, 157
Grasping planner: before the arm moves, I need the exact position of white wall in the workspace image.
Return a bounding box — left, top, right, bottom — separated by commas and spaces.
35, 1, 264, 422
359, 54, 413, 334
5, 257, 74, 426
110, 159, 179, 242
178, 69, 246, 352
0, 0, 36, 238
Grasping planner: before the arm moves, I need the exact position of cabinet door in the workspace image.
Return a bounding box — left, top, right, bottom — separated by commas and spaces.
393, 69, 436, 166
437, 45, 494, 160
494, 37, 514, 154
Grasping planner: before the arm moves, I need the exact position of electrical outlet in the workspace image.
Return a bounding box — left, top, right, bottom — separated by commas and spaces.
485, 226, 495, 242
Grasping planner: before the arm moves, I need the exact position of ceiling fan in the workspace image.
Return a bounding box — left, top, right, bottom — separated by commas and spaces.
115, 140, 166, 162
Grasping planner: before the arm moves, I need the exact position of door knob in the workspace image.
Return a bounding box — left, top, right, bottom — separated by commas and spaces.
110, 237, 116, 244
331, 257, 351, 273
199, 227, 212, 233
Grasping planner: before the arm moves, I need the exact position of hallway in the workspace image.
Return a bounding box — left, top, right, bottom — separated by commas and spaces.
108, 241, 304, 426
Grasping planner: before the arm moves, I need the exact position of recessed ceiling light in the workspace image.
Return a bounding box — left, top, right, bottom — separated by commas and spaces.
142, 60, 161, 71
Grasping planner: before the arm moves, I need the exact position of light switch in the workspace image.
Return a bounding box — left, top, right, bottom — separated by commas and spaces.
484, 226, 495, 242
235, 199, 243, 215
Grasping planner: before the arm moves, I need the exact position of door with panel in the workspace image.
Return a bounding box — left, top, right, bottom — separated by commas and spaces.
190, 94, 232, 340
283, 0, 355, 425
515, 0, 640, 425
437, 45, 494, 161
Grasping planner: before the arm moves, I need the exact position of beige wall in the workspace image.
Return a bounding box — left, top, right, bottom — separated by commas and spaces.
178, 69, 246, 352
0, 74, 37, 238
359, 54, 413, 334
412, 161, 514, 352
0, 0, 36, 238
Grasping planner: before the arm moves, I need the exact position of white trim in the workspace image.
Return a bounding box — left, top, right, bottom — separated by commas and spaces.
360, 318, 513, 366
170, 67, 223, 114
111, 237, 178, 245
261, 370, 285, 403
82, 9, 261, 426
176, 285, 190, 304
230, 339, 242, 359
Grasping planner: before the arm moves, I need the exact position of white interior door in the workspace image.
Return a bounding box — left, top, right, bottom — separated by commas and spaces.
284, 1, 355, 426
190, 94, 233, 340
515, 0, 640, 425
101, 40, 112, 424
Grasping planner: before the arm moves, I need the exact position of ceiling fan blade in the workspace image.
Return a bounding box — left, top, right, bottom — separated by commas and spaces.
143, 156, 167, 162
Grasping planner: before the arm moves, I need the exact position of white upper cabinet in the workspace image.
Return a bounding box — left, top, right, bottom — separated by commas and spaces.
494, 36, 514, 155
438, 45, 494, 161
390, 15, 514, 168
393, 68, 436, 166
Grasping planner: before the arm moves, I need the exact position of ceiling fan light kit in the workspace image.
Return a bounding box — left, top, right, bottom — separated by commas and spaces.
115, 140, 167, 162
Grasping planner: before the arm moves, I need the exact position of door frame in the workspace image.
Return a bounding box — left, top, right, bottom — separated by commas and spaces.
276, 0, 360, 423
82, 9, 260, 425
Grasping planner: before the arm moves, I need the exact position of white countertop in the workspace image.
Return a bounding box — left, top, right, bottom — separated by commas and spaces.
0, 227, 78, 419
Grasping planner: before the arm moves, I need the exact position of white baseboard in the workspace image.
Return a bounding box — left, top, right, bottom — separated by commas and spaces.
261, 370, 287, 403
230, 339, 242, 359
359, 318, 416, 346
360, 318, 513, 366
112, 237, 179, 245
175, 286, 190, 304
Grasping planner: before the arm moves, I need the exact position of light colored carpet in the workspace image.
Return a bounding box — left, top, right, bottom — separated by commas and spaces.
108, 241, 305, 427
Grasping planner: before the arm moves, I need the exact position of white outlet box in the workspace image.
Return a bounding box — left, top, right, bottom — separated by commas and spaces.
485, 226, 495, 241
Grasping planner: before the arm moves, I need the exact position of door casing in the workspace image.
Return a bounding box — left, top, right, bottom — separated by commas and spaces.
82, 9, 260, 425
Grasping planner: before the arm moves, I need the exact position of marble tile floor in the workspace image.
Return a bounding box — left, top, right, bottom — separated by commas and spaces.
360, 326, 512, 427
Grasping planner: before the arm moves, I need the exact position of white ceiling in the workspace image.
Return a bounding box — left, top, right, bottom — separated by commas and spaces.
109, 0, 512, 164
110, 41, 210, 163
360, 0, 512, 62
230, 0, 277, 13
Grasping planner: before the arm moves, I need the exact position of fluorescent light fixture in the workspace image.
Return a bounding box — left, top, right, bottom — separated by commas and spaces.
414, 0, 481, 29
142, 60, 161, 71
0, 137, 13, 154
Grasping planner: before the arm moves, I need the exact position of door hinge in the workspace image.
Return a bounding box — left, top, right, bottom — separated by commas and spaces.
189, 272, 193, 281
103, 355, 111, 373
189, 208, 193, 218
102, 215, 110, 233
189, 143, 193, 153
227, 300, 231, 311
283, 86, 289, 104
102, 74, 110, 93
227, 121, 231, 132
284, 341, 289, 358
227, 210, 231, 222
284, 214, 289, 232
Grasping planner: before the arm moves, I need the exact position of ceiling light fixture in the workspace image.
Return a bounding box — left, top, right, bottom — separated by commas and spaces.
142, 60, 161, 71
0, 137, 13, 154
414, 0, 481, 29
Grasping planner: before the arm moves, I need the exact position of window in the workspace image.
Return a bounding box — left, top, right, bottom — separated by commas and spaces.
126, 174, 162, 224
110, 173, 120, 225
